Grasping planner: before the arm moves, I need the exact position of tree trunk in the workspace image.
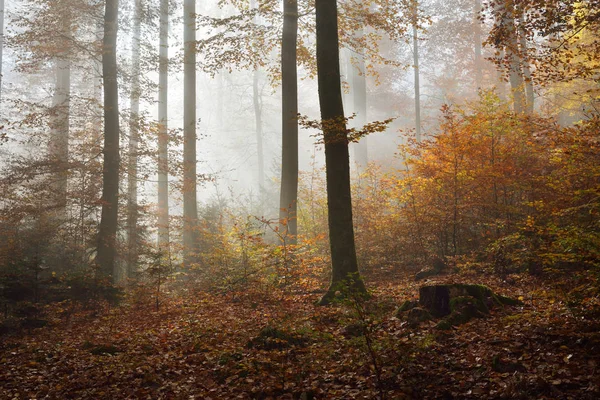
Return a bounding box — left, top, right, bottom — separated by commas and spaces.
0, 0, 4, 103
157, 0, 170, 251
127, 0, 142, 278
183, 0, 199, 267
412, 2, 421, 142
502, 2, 525, 113
251, 0, 264, 203
279, 0, 298, 245
316, 0, 366, 304
518, 13, 534, 114
473, 0, 483, 90
97, 0, 120, 280
49, 56, 70, 215
352, 37, 368, 168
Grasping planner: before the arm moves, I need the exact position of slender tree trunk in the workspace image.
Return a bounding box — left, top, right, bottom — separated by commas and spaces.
502, 2, 525, 113
473, 0, 483, 90
352, 37, 368, 168
279, 0, 298, 244
251, 0, 264, 201
157, 0, 170, 251
127, 0, 142, 278
316, 0, 366, 305
183, 0, 199, 266
518, 13, 534, 114
0, 0, 4, 103
49, 56, 70, 215
412, 2, 421, 142
97, 0, 120, 279
253, 71, 264, 194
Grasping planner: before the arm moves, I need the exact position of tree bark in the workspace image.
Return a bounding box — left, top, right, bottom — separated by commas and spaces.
279, 0, 298, 244
127, 0, 142, 278
0, 0, 4, 103
316, 0, 366, 305
473, 0, 483, 90
183, 0, 199, 267
157, 0, 170, 251
518, 13, 534, 114
97, 0, 120, 280
251, 0, 264, 203
49, 56, 70, 215
352, 36, 368, 168
412, 2, 421, 142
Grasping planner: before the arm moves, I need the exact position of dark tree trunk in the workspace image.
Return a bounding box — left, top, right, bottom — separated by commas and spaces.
316, 0, 366, 304
127, 0, 142, 278
97, 0, 120, 280
183, 0, 199, 266
279, 0, 299, 244
157, 0, 170, 251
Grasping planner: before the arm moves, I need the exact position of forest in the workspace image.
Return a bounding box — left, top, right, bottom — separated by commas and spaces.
0, 0, 599, 398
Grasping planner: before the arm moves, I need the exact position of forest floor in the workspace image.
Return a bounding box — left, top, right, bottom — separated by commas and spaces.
1, 271, 599, 399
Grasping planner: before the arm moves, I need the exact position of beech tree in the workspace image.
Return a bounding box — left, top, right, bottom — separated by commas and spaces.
96, 0, 120, 279
157, 0, 170, 251
279, 0, 299, 244
316, 0, 366, 304
183, 0, 200, 267
127, 0, 142, 276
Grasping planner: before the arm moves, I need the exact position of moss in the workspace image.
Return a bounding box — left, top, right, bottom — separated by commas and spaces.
435, 320, 453, 330
397, 300, 416, 313
450, 296, 488, 315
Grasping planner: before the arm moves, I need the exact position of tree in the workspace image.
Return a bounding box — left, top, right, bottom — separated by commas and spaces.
279, 0, 299, 245
0, 0, 4, 103
315, 0, 366, 304
127, 0, 142, 277
411, 0, 422, 141
157, 0, 170, 251
48, 6, 71, 216
96, 0, 120, 279
183, 0, 199, 267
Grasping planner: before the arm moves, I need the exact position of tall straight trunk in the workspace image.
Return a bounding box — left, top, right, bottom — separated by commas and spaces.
183, 0, 199, 266
251, 0, 264, 198
49, 55, 70, 214
50, 4, 71, 217
473, 0, 483, 90
253, 71, 264, 193
279, 0, 298, 244
0, 0, 4, 102
97, 0, 120, 279
518, 13, 534, 114
316, 0, 366, 305
502, 2, 525, 113
157, 0, 170, 251
412, 3, 421, 142
352, 36, 368, 168
127, 0, 142, 277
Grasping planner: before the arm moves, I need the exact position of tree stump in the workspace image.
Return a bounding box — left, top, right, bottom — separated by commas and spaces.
417, 284, 521, 329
